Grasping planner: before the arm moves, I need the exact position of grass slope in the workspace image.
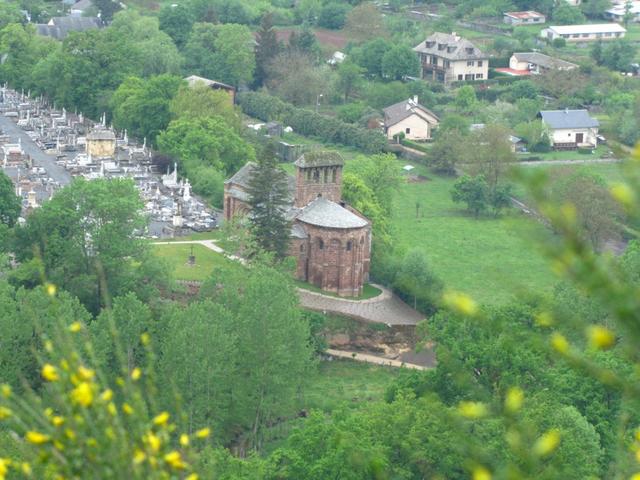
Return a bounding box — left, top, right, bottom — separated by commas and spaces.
152, 243, 232, 281
392, 164, 555, 305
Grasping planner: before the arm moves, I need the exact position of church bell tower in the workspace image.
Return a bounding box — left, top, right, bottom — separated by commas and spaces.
294, 151, 344, 208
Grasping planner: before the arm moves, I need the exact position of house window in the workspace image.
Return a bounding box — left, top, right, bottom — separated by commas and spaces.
476, 74, 483, 79
346, 241, 352, 251
465, 74, 474, 80
582, 33, 589, 37
467, 61, 474, 66
458, 74, 463, 80
568, 133, 572, 136
405, 127, 411, 134
572, 34, 579, 38
478, 60, 483, 67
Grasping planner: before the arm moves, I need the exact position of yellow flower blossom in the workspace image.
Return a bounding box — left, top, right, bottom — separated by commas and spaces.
185, 475, 199, 480
1, 384, 11, 398
107, 402, 117, 416
77, 366, 95, 381
534, 311, 554, 327
442, 291, 478, 316
153, 411, 170, 426
586, 325, 616, 350
458, 401, 487, 419
610, 183, 636, 208
100, 389, 113, 402
65, 429, 76, 441
0, 458, 9, 477
534, 429, 561, 457
505, 387, 524, 413
71, 382, 93, 407
69, 321, 82, 333
25, 431, 50, 445
122, 403, 134, 415
164, 451, 186, 470
21, 462, 32, 476
130, 368, 141, 381
472, 466, 491, 480
180, 434, 190, 447
550, 333, 570, 354
133, 449, 146, 465
45, 283, 57, 297
42, 364, 59, 382
52, 416, 65, 427
145, 432, 161, 453
140, 333, 150, 346
631, 474, 640, 480
0, 407, 12, 420
195, 427, 211, 439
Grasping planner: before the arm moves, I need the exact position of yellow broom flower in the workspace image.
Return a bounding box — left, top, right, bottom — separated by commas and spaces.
472, 466, 491, 480
164, 451, 186, 470
153, 412, 170, 426
180, 434, 190, 447
458, 401, 487, 419
586, 325, 615, 350
442, 291, 478, 316
25, 431, 50, 445
70, 382, 93, 407
69, 321, 82, 333
505, 387, 524, 413
130, 368, 141, 381
534, 429, 561, 457
195, 427, 211, 439
42, 364, 59, 382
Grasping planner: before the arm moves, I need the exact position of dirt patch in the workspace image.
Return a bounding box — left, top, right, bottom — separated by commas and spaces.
322, 318, 435, 368
269, 28, 351, 50
407, 175, 430, 183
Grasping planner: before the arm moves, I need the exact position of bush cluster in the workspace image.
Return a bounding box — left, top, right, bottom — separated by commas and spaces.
237, 92, 387, 153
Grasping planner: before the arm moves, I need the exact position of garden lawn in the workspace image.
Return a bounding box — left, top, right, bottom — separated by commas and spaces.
392, 164, 555, 305
151, 243, 233, 281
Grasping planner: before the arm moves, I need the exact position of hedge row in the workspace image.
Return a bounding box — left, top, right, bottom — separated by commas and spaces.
237, 92, 387, 154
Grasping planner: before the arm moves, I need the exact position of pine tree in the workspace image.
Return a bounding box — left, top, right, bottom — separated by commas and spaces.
254, 13, 279, 88
247, 143, 291, 259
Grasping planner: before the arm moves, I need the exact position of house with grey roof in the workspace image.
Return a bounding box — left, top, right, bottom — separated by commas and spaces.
538, 109, 600, 149
184, 75, 236, 104
413, 32, 489, 83
509, 52, 578, 74
223, 151, 371, 297
35, 16, 102, 40
383, 96, 439, 141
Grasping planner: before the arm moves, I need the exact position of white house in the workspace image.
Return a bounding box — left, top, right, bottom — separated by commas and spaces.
508, 52, 578, 74
413, 32, 489, 83
538, 109, 600, 149
606, 2, 640, 22
541, 24, 626, 42
383, 97, 439, 141
503, 11, 546, 25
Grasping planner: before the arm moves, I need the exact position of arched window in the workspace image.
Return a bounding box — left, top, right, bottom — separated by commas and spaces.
300, 244, 304, 252
346, 241, 352, 251
318, 238, 324, 250
332, 168, 337, 183
313, 169, 320, 181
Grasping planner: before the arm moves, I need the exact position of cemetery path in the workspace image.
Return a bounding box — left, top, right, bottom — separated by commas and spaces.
0, 116, 71, 185
152, 240, 425, 326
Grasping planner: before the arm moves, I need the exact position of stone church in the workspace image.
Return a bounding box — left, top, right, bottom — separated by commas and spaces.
223, 151, 371, 297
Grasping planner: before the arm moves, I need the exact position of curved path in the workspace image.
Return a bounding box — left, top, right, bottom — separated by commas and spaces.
152, 240, 425, 326
297, 285, 425, 326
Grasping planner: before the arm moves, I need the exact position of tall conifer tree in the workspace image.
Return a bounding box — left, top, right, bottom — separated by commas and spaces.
254, 13, 279, 87
247, 143, 291, 259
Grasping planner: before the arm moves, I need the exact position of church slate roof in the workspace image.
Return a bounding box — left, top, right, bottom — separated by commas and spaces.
296, 197, 368, 229
224, 161, 256, 188
36, 16, 101, 39
294, 150, 344, 168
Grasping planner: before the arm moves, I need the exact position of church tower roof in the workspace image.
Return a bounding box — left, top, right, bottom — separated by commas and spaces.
294, 150, 344, 168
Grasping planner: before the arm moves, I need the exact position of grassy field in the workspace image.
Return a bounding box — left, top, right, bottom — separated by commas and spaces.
294, 280, 382, 300
393, 163, 555, 305
152, 243, 232, 281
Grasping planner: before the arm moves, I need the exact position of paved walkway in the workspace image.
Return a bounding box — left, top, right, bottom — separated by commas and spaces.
0, 116, 72, 185
152, 240, 425, 326
326, 349, 430, 370
516, 157, 621, 166
298, 285, 425, 326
